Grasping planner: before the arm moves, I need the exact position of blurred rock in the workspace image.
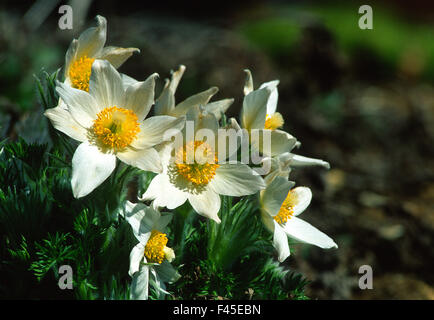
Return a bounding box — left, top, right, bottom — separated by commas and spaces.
354, 274, 434, 300
402, 184, 434, 231
358, 191, 389, 208
377, 224, 405, 241
324, 168, 346, 197
410, 85, 434, 140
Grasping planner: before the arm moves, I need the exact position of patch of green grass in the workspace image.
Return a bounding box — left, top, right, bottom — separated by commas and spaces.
236, 4, 434, 79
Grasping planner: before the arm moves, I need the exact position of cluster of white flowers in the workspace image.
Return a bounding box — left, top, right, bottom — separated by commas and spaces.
44, 16, 337, 300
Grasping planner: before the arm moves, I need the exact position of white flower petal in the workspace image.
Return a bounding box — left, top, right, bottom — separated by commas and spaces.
250, 129, 297, 157
188, 187, 221, 223
292, 187, 312, 216
124, 202, 156, 244
260, 154, 293, 183
210, 163, 266, 197
117, 147, 162, 173
64, 39, 78, 79
243, 69, 254, 95
88, 59, 124, 108
261, 152, 294, 183
154, 80, 175, 116
205, 98, 234, 120
268, 129, 297, 155
186, 105, 219, 135
130, 265, 149, 300
44, 106, 87, 142
241, 86, 271, 130
259, 80, 279, 115
149, 268, 167, 299
172, 87, 219, 117
124, 200, 136, 217
121, 73, 139, 87
129, 243, 145, 277
228, 117, 241, 131
123, 73, 158, 120
155, 213, 173, 232
76, 15, 107, 58
131, 116, 185, 150
260, 176, 294, 217
157, 142, 176, 168
155, 261, 181, 283
267, 89, 278, 115
226, 118, 251, 161
276, 152, 292, 163
215, 126, 242, 163
290, 154, 330, 169
125, 202, 145, 240
154, 65, 185, 116
273, 221, 290, 262
98, 46, 140, 69
264, 169, 291, 185
140, 173, 188, 210
140, 174, 163, 201
56, 97, 68, 110
283, 217, 338, 249
167, 65, 186, 93
71, 142, 116, 198
55, 81, 99, 128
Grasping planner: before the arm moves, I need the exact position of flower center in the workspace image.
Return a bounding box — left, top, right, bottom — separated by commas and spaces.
144, 230, 174, 264
274, 190, 298, 224
174, 140, 219, 186
91, 106, 140, 151
68, 56, 95, 92
264, 112, 284, 130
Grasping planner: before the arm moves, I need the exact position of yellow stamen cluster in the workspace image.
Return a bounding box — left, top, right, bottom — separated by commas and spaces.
175, 141, 219, 186
274, 190, 298, 225
68, 56, 95, 92
264, 112, 284, 130
91, 106, 140, 151
144, 230, 169, 264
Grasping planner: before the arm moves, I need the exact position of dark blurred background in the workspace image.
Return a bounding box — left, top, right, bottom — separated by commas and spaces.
1, 0, 433, 299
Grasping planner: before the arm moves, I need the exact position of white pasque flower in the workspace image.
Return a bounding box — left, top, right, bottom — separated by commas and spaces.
261, 151, 331, 185
154, 65, 234, 120
62, 15, 139, 94
44, 59, 185, 198
260, 176, 337, 262
229, 69, 297, 157
125, 201, 180, 300
141, 107, 266, 223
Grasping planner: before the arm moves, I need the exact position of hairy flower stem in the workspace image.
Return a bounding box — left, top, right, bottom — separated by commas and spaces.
207, 196, 260, 271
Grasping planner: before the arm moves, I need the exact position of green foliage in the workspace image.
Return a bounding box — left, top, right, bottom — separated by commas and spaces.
0, 134, 136, 299
310, 4, 434, 77
34, 69, 60, 111
0, 134, 308, 299
237, 4, 434, 80
166, 196, 308, 300
0, 13, 63, 113
30, 232, 75, 281
0, 72, 309, 300
237, 18, 300, 58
